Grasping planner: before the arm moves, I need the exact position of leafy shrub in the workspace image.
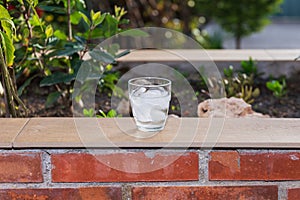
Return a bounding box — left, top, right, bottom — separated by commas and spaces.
223, 58, 260, 104
0, 4, 27, 117
240, 57, 258, 76
266, 78, 287, 98
9, 0, 128, 110
83, 108, 120, 118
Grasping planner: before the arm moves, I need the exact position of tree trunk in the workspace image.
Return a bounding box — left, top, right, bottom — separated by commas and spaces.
125, 0, 144, 27
84, 0, 111, 12
179, 1, 191, 36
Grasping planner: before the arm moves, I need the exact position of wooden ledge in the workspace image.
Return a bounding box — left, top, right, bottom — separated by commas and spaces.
0, 117, 299, 149
117, 49, 300, 62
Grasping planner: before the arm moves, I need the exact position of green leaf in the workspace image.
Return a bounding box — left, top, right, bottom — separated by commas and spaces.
49, 43, 84, 57
54, 30, 67, 40
0, 5, 15, 38
83, 108, 94, 117
22, 27, 30, 38
87, 28, 105, 39
0, 5, 10, 19
75, 60, 100, 83
89, 49, 115, 64
38, 5, 65, 14
223, 65, 234, 78
45, 25, 53, 39
266, 80, 277, 91
101, 14, 118, 37
91, 10, 100, 22
18, 74, 39, 96
93, 12, 106, 27
0, 19, 15, 39
40, 72, 75, 87
0, 32, 15, 67
115, 49, 130, 58
105, 43, 120, 56
98, 109, 107, 117
74, 35, 86, 45
90, 10, 95, 19
107, 109, 117, 117
45, 91, 61, 108
79, 11, 91, 26
29, 14, 43, 27
70, 11, 82, 25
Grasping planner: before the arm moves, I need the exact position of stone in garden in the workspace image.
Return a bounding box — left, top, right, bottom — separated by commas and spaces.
197, 97, 268, 118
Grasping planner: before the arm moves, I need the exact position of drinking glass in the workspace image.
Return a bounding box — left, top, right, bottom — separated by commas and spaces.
128, 77, 171, 132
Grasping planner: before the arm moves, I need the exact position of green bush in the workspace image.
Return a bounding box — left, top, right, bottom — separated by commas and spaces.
266, 78, 287, 98
223, 58, 260, 104
8, 0, 128, 111
0, 4, 27, 117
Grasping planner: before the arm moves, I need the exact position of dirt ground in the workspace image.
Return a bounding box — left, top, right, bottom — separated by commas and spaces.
16, 71, 300, 118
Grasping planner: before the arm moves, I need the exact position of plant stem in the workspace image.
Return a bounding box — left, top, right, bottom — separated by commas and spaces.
1, 71, 9, 117
67, 0, 73, 41
0, 47, 17, 117
21, 0, 46, 74
0, 39, 28, 117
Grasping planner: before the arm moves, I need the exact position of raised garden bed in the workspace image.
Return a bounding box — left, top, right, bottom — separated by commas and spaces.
17, 50, 300, 118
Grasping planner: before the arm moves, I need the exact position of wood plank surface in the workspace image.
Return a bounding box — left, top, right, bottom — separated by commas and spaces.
13, 118, 83, 148
11, 117, 300, 148
0, 118, 29, 148
117, 49, 300, 62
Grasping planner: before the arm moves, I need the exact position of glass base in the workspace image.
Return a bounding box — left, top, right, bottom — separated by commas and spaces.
137, 125, 164, 132
135, 119, 166, 133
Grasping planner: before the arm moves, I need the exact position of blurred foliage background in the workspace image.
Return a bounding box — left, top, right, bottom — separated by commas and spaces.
84, 0, 283, 49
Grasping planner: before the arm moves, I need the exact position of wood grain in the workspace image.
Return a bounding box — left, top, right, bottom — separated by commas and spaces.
0, 118, 29, 148
117, 49, 300, 62
11, 117, 300, 148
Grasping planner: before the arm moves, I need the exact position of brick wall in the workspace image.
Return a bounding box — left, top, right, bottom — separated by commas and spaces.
0, 149, 300, 200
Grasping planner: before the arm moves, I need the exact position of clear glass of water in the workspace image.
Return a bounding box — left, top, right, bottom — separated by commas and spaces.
128, 77, 171, 132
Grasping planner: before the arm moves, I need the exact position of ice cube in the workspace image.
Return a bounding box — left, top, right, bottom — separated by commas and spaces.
133, 87, 147, 96
150, 106, 166, 121
131, 101, 152, 122
140, 87, 167, 98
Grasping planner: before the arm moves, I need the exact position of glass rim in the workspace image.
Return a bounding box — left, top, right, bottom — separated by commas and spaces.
128, 77, 171, 87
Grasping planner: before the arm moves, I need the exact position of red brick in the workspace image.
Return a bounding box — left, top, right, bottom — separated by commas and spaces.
0, 152, 42, 183
52, 152, 198, 182
209, 151, 269, 180
132, 186, 278, 200
0, 187, 121, 200
269, 152, 300, 180
209, 151, 300, 181
288, 188, 300, 200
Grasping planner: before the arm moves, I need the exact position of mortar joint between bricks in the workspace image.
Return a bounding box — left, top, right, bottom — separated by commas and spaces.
278, 184, 288, 200
41, 149, 52, 186
198, 150, 210, 183
122, 184, 132, 200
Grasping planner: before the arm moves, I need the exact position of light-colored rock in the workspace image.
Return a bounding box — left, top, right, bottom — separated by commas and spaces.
197, 97, 268, 118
